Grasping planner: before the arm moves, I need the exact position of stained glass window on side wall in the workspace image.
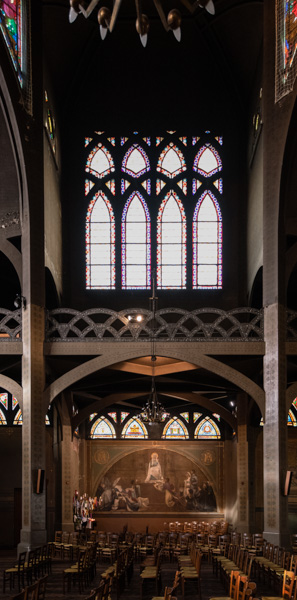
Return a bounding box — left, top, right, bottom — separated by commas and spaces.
193, 191, 222, 289
90, 417, 116, 438
86, 191, 115, 289
193, 144, 222, 178
276, 0, 297, 101
194, 417, 221, 439
157, 191, 186, 289
121, 192, 151, 289
162, 417, 189, 439
0, 0, 23, 85
121, 418, 148, 438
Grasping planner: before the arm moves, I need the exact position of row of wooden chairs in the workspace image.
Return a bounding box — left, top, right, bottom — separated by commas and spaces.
164, 520, 228, 534
83, 573, 114, 600
62, 542, 98, 594
3, 545, 51, 594
9, 574, 48, 600
210, 570, 257, 600
178, 545, 203, 600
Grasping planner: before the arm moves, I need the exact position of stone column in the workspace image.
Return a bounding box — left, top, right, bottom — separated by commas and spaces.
236, 394, 250, 533
18, 1, 46, 552
261, 1, 291, 547
60, 393, 80, 532
263, 305, 288, 546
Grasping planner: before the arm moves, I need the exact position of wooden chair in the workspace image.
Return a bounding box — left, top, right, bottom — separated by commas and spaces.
151, 570, 181, 600
209, 570, 241, 600
260, 570, 296, 600
140, 550, 162, 599
3, 551, 27, 593
9, 591, 27, 600
24, 580, 39, 600
180, 549, 202, 600
63, 549, 86, 593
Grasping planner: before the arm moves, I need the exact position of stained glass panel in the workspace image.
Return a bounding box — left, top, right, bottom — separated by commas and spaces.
86, 144, 115, 179
121, 412, 129, 422
121, 192, 151, 289
0, 0, 23, 85
0, 408, 7, 424
288, 408, 297, 426
193, 412, 202, 423
193, 191, 222, 289
108, 412, 117, 422
162, 417, 189, 439
13, 408, 22, 425
0, 393, 8, 409
12, 396, 18, 409
180, 412, 189, 422
157, 191, 186, 289
90, 417, 116, 438
89, 413, 98, 421
157, 143, 186, 179
86, 191, 115, 289
193, 144, 222, 177
121, 418, 148, 438
122, 145, 150, 178
194, 417, 221, 439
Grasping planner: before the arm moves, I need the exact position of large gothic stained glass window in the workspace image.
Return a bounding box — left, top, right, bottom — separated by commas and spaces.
0, 0, 23, 85
85, 132, 223, 290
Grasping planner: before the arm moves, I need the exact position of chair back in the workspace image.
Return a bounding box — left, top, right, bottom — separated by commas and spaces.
282, 570, 295, 600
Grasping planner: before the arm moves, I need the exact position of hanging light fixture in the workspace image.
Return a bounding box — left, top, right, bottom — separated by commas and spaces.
138, 272, 168, 424
69, 0, 215, 46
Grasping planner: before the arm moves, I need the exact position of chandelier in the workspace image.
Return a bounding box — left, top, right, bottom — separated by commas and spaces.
69, 0, 215, 46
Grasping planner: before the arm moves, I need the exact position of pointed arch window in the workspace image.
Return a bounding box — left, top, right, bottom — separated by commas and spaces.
193, 191, 222, 289
161, 417, 189, 439
121, 417, 148, 438
157, 190, 186, 289
86, 143, 115, 179
90, 417, 116, 438
121, 192, 151, 289
157, 143, 186, 178
86, 191, 115, 289
193, 144, 222, 178
122, 144, 150, 178
194, 417, 221, 439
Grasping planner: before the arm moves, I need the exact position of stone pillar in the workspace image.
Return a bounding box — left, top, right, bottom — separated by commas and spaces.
59, 393, 79, 532
236, 394, 250, 533
261, 0, 293, 548
263, 304, 288, 546
18, 0, 46, 553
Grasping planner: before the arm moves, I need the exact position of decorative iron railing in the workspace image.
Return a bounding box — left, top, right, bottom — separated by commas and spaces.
45, 307, 264, 342
0, 308, 22, 340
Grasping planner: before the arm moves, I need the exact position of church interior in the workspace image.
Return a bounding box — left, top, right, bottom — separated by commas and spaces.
1, 0, 297, 561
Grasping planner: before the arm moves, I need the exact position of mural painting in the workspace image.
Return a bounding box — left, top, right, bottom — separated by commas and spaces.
94, 449, 217, 513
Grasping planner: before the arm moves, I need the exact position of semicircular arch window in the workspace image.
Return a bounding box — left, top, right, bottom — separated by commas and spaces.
157, 143, 186, 179
194, 417, 221, 439
193, 190, 222, 289
121, 417, 148, 438
90, 417, 116, 438
193, 144, 222, 177
86, 143, 115, 179
157, 190, 186, 289
161, 417, 189, 439
122, 144, 150, 178
121, 191, 151, 289
86, 191, 115, 289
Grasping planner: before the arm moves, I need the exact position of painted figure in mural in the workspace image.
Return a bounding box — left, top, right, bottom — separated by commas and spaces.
198, 481, 217, 511
183, 472, 191, 498
145, 452, 164, 483
162, 477, 178, 507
